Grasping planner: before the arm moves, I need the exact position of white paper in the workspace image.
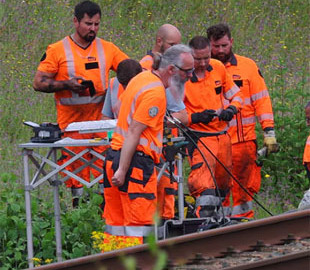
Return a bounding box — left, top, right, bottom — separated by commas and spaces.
65, 119, 117, 132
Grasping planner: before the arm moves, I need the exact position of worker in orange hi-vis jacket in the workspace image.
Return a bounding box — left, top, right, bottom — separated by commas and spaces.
101, 58, 185, 222
298, 102, 310, 210
102, 59, 143, 120
33, 1, 128, 207
184, 36, 243, 219
139, 24, 181, 71
207, 23, 279, 218
140, 24, 188, 222
103, 45, 194, 244
97, 59, 142, 213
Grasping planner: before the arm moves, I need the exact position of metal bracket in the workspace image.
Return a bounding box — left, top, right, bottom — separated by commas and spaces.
24, 185, 34, 191
50, 180, 63, 186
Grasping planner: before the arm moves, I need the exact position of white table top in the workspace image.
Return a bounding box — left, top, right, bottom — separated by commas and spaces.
19, 138, 110, 148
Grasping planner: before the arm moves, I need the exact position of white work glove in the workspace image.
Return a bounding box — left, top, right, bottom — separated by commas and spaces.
263, 128, 279, 154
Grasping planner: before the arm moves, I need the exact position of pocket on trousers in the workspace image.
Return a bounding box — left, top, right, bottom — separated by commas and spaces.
130, 197, 156, 224
248, 163, 262, 193
128, 167, 155, 194
103, 160, 113, 188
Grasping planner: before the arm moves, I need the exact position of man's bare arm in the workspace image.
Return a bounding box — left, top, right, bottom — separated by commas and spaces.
102, 115, 113, 120
111, 120, 147, 187
165, 109, 188, 128
33, 70, 86, 93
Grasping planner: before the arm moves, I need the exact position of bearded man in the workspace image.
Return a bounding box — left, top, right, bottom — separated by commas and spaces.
103, 44, 194, 242
33, 1, 128, 205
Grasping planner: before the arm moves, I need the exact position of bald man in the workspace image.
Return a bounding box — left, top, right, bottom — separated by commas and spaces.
139, 24, 187, 224
140, 23, 182, 70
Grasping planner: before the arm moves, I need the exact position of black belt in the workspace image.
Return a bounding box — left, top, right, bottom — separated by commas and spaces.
135, 151, 152, 159
192, 130, 227, 138
112, 149, 152, 159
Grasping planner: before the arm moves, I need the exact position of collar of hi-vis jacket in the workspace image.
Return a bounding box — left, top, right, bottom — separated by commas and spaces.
190, 64, 213, 83
146, 50, 154, 57
227, 53, 238, 66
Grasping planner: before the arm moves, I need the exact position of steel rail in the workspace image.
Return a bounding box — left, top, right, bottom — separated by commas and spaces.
224, 250, 310, 270
31, 209, 310, 270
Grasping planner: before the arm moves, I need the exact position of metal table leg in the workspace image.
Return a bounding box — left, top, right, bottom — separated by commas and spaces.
23, 149, 34, 269
52, 149, 63, 262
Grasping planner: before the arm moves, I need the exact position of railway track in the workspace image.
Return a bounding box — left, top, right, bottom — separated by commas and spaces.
32, 209, 309, 270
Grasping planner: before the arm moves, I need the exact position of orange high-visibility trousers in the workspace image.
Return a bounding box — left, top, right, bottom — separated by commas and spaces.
226, 140, 261, 218
187, 133, 232, 217
103, 149, 157, 227
157, 173, 177, 220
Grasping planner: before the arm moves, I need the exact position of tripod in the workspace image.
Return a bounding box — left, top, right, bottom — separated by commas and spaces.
155, 134, 199, 240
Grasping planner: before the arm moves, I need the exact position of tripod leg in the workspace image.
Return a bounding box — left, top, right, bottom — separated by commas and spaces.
176, 153, 185, 222
156, 162, 169, 182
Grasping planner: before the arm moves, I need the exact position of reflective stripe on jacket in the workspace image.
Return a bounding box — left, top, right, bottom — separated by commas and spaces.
102, 77, 124, 119
225, 54, 274, 143
111, 71, 166, 163
37, 36, 128, 129
139, 50, 154, 71
184, 58, 243, 133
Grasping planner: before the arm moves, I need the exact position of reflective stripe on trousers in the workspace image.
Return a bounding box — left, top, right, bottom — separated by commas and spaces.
196, 194, 221, 207
223, 206, 232, 217
105, 224, 154, 237
231, 200, 253, 216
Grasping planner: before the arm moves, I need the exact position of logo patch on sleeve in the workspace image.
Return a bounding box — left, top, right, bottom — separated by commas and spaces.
149, 106, 159, 117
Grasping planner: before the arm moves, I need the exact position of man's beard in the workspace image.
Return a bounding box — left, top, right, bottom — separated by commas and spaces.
168, 73, 186, 102
159, 44, 165, 54
83, 31, 96, 42
78, 30, 96, 43
212, 50, 233, 64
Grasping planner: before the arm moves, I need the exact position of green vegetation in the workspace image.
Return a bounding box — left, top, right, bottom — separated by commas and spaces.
0, 0, 309, 269
0, 174, 104, 269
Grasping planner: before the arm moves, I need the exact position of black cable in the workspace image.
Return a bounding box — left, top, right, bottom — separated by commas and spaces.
166, 114, 274, 217
165, 114, 227, 223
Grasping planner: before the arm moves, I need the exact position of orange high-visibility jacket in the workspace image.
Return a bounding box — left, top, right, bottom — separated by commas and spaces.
224, 54, 274, 144
139, 50, 154, 71
111, 71, 166, 164
102, 77, 125, 119
37, 36, 128, 129
184, 58, 243, 133
304, 135, 310, 164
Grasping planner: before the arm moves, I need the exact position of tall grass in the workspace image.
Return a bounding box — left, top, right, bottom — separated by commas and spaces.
0, 0, 308, 205
0, 0, 309, 266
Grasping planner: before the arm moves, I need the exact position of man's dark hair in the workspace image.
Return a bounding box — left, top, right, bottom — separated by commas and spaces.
74, 1, 101, 21
206, 23, 231, 41
117, 59, 142, 86
188, 36, 210, 50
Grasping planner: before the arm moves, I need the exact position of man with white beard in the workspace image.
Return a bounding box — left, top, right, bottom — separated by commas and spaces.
103, 45, 194, 243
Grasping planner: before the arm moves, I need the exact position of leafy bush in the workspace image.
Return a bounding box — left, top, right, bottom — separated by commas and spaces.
0, 173, 104, 269
0, 0, 309, 268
